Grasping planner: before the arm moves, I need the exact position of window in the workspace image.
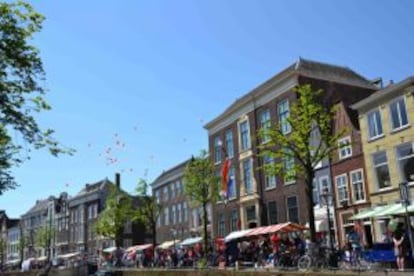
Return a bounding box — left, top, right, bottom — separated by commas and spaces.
278, 99, 291, 134
319, 176, 330, 194
239, 120, 250, 151
283, 149, 295, 184
338, 136, 352, 159
225, 130, 234, 158
336, 174, 348, 205
287, 196, 298, 223
372, 151, 391, 189
242, 159, 252, 194
264, 155, 276, 189
230, 210, 238, 232
268, 201, 278, 224
396, 143, 414, 182
350, 169, 365, 202
177, 203, 182, 223
259, 109, 271, 143
171, 183, 175, 199
155, 190, 160, 203
164, 207, 169, 226
367, 109, 383, 139
171, 205, 176, 224
246, 205, 256, 221
390, 97, 409, 130
164, 186, 169, 202
124, 220, 132, 234
218, 213, 225, 237
227, 167, 237, 199
214, 136, 222, 163
183, 202, 187, 221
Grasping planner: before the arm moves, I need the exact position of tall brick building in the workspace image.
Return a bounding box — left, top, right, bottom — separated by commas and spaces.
204, 58, 377, 238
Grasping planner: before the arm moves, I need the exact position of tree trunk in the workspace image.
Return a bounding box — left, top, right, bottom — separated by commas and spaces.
203, 202, 208, 257
305, 172, 316, 243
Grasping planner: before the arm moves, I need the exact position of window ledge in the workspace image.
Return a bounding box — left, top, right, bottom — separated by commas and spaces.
284, 181, 296, 186
368, 134, 385, 143
378, 186, 393, 192
265, 186, 277, 191
390, 124, 411, 134
353, 200, 367, 205
339, 154, 352, 160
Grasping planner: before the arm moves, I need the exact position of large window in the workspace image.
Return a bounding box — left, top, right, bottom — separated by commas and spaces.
396, 143, 414, 182
164, 186, 169, 202
367, 109, 383, 139
264, 155, 276, 189
268, 201, 278, 225
260, 109, 271, 143
214, 136, 222, 163
171, 205, 176, 224
183, 202, 188, 221
242, 159, 252, 194
338, 136, 352, 159
218, 213, 225, 237
336, 174, 348, 205
225, 130, 234, 158
164, 207, 169, 226
227, 167, 237, 199
372, 151, 391, 189
177, 203, 182, 223
287, 196, 298, 223
283, 149, 295, 184
390, 97, 409, 130
230, 210, 238, 232
239, 120, 250, 151
278, 99, 291, 134
246, 205, 256, 221
171, 183, 175, 199
351, 169, 365, 202
312, 179, 319, 205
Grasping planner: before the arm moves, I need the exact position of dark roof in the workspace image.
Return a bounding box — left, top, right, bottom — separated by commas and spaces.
351, 76, 414, 110
23, 198, 49, 216
151, 158, 192, 187
204, 57, 375, 130
76, 178, 113, 196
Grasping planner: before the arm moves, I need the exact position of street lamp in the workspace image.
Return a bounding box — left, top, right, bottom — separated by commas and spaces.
320, 189, 337, 267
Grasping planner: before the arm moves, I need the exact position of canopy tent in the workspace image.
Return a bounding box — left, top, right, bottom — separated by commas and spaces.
37, 256, 47, 261
157, 240, 180, 249
372, 203, 404, 218
224, 229, 252, 243
180, 237, 202, 247
5, 259, 20, 265
245, 222, 306, 237
126, 243, 153, 253
57, 252, 80, 259
390, 204, 414, 215
103, 246, 118, 253
349, 206, 388, 220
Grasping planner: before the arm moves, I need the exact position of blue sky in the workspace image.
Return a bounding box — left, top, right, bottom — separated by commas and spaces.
2, 0, 413, 217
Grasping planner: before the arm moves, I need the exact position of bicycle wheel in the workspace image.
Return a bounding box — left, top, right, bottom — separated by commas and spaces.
297, 255, 312, 271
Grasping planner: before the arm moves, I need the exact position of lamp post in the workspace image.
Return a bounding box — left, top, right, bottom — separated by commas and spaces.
321, 189, 337, 267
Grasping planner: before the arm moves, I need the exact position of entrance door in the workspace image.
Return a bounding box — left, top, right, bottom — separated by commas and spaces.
364, 224, 373, 248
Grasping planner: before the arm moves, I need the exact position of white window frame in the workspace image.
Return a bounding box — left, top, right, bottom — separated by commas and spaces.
335, 174, 348, 207
350, 169, 366, 203
319, 176, 331, 195
367, 108, 384, 140
389, 96, 409, 131
338, 136, 352, 160
214, 136, 222, 164
372, 151, 391, 190
286, 195, 299, 223
225, 130, 234, 159
283, 149, 296, 185
227, 166, 237, 199
395, 142, 414, 183
264, 155, 277, 190
278, 99, 291, 135
242, 158, 253, 195
238, 120, 251, 151
259, 109, 271, 143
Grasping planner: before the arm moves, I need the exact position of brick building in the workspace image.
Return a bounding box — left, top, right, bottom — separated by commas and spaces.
204, 58, 377, 238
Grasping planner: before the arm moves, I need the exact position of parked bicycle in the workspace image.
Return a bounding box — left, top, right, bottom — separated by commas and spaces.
297, 244, 329, 271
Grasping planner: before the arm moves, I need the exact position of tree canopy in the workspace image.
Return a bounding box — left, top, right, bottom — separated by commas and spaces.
183, 150, 219, 256
95, 184, 132, 248
0, 1, 73, 194
259, 84, 347, 242
133, 178, 162, 249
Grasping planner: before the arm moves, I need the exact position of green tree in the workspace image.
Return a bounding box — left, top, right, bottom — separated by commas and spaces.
133, 178, 162, 250
35, 224, 53, 256
0, 1, 73, 194
258, 84, 346, 242
183, 150, 220, 256
95, 184, 132, 248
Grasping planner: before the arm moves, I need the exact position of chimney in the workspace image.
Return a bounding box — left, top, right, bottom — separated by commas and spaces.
115, 173, 121, 189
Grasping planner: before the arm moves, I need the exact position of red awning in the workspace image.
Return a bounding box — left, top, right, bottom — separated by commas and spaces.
245, 222, 306, 237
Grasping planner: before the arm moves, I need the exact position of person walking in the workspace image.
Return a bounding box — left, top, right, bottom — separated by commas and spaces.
393, 226, 406, 271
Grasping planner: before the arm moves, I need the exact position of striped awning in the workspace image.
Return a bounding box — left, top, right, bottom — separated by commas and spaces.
126, 243, 152, 253
245, 222, 306, 237
373, 203, 404, 217
349, 206, 387, 220
224, 229, 252, 243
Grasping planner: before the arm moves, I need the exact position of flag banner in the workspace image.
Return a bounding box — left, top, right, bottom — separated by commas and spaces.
221, 158, 231, 197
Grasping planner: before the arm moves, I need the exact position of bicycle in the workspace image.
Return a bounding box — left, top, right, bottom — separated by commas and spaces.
338, 247, 371, 271
297, 244, 329, 271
